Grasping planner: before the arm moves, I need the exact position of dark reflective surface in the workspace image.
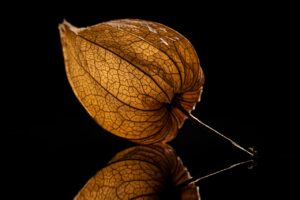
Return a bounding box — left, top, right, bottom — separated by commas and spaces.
2, 1, 297, 200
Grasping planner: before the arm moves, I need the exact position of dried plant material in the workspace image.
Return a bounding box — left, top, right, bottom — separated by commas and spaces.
59, 19, 204, 144
74, 144, 200, 200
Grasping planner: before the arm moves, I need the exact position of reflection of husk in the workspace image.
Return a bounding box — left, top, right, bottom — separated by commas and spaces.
74, 144, 200, 199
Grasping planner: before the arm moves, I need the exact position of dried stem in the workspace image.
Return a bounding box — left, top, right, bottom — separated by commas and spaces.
177, 105, 255, 157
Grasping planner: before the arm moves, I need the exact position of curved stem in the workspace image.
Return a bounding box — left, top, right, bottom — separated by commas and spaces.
177, 105, 255, 157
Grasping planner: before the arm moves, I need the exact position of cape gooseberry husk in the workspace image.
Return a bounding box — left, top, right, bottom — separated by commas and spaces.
59, 19, 204, 144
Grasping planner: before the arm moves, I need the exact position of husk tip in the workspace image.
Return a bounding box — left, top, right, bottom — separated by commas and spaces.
58, 19, 80, 35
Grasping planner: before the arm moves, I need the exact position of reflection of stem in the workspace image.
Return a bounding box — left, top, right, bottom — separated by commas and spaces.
177, 105, 254, 157
178, 159, 254, 187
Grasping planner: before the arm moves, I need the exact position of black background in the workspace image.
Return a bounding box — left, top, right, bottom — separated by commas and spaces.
2, 1, 298, 199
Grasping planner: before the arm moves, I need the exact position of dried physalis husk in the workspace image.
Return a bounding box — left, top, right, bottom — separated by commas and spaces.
59, 19, 204, 144
74, 144, 200, 200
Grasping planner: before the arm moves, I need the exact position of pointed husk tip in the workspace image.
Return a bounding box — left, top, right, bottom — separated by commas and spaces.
58, 19, 82, 35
